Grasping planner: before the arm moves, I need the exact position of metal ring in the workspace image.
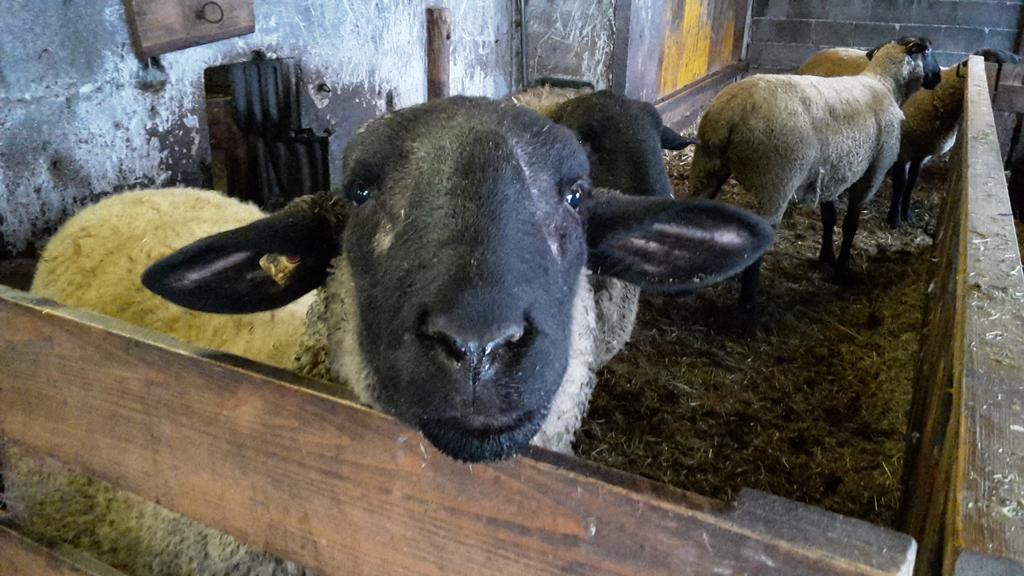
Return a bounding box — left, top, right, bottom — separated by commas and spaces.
197, 1, 224, 24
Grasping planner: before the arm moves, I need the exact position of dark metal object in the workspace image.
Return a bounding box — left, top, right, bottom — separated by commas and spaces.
208, 54, 330, 210
197, 2, 225, 24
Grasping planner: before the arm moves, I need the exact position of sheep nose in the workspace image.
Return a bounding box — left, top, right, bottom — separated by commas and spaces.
421, 316, 527, 367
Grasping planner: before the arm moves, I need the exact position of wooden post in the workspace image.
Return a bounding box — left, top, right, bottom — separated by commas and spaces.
426, 7, 451, 100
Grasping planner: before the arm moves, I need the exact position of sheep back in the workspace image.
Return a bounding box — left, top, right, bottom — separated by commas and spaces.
798, 47, 870, 77
693, 74, 902, 222
30, 188, 311, 369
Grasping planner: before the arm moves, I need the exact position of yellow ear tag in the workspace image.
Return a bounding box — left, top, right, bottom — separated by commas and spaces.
259, 253, 302, 286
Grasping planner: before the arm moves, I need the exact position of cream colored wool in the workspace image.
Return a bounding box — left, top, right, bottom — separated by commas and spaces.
689, 42, 923, 224
797, 47, 872, 77
799, 47, 965, 163
31, 188, 311, 369
509, 84, 593, 116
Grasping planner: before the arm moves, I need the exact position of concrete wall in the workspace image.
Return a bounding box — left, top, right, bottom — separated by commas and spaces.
0, 0, 513, 256
748, 0, 1023, 71
524, 0, 618, 88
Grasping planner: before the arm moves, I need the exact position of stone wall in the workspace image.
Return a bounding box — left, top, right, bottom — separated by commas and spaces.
748, 0, 1023, 71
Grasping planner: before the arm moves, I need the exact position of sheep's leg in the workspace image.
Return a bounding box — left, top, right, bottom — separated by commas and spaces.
835, 199, 863, 284
901, 159, 922, 224
738, 257, 763, 314
888, 162, 907, 229
818, 201, 837, 267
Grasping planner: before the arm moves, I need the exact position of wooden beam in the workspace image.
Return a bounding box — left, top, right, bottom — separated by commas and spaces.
124, 0, 255, 59
902, 56, 1024, 575
655, 61, 748, 131
956, 55, 1024, 573
0, 286, 917, 575
426, 7, 451, 100
0, 523, 128, 576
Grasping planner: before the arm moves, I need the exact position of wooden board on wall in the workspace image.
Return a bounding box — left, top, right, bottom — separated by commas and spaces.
125, 0, 255, 58
657, 0, 748, 98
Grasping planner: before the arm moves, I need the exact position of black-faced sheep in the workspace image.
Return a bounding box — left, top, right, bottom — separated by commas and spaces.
513, 86, 696, 198
11, 96, 775, 576
800, 46, 1022, 227
142, 96, 772, 460
514, 84, 699, 355
689, 37, 940, 310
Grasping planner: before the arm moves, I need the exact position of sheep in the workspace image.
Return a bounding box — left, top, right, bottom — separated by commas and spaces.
512, 84, 697, 199
107, 97, 778, 459
513, 82, 698, 361
30, 188, 312, 369
689, 37, 940, 311
800, 46, 1022, 227
6, 97, 774, 575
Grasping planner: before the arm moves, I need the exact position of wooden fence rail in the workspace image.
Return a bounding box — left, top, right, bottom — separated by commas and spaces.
0, 285, 918, 575
901, 56, 1024, 576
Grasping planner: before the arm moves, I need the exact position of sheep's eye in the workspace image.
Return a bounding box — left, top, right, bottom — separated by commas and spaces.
564, 181, 588, 210
346, 186, 373, 206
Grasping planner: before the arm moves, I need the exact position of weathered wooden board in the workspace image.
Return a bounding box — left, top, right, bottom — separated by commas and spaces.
901, 56, 1024, 576
957, 55, 1024, 574
125, 0, 255, 58
0, 286, 917, 575
0, 523, 128, 576
657, 0, 749, 99
656, 61, 747, 131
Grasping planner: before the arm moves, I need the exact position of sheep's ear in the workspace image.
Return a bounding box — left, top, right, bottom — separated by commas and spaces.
584, 196, 773, 293
660, 126, 698, 150
906, 41, 928, 54
142, 210, 340, 313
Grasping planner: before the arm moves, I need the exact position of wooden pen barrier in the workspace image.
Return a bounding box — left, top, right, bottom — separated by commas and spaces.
0, 284, 918, 574
901, 56, 1024, 575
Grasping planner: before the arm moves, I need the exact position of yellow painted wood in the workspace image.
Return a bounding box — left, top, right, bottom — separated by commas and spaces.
659, 0, 747, 98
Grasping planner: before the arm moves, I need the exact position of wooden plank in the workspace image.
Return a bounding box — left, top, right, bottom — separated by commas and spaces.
657, 0, 748, 98
125, 0, 255, 59
898, 126, 967, 576
656, 60, 747, 131
992, 85, 1024, 115
0, 287, 916, 576
611, 0, 670, 101
903, 56, 1024, 576
426, 7, 452, 100
0, 522, 128, 576
955, 56, 1024, 574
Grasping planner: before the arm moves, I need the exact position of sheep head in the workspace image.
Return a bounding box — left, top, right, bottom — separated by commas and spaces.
143, 97, 773, 462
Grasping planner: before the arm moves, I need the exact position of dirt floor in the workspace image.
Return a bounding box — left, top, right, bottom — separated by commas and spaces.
577, 150, 945, 527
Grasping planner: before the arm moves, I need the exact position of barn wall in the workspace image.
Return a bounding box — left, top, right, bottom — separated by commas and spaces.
747, 0, 1023, 72
0, 0, 512, 257
524, 0, 618, 88
658, 0, 750, 98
